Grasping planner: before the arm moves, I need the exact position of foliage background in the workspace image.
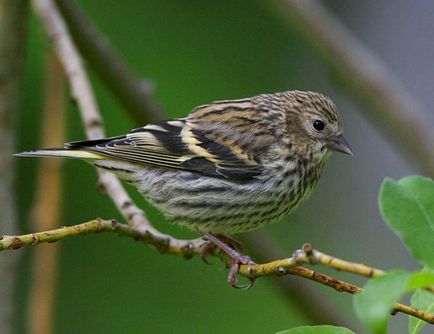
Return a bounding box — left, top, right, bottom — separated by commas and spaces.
13, 1, 434, 333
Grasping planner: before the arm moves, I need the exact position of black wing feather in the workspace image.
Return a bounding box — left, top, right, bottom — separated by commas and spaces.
64, 111, 268, 181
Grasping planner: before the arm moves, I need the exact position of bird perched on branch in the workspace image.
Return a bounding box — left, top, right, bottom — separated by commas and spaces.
17, 90, 352, 287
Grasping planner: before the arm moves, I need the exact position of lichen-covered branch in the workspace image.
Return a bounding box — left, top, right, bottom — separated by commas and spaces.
1, 223, 433, 324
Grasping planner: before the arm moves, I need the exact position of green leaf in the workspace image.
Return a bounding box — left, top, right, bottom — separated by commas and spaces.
275, 325, 355, 334
407, 270, 434, 290
408, 289, 434, 334
354, 268, 434, 334
354, 270, 411, 334
379, 176, 434, 268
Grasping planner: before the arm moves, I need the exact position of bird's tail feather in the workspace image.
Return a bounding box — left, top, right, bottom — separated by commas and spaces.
14, 148, 104, 160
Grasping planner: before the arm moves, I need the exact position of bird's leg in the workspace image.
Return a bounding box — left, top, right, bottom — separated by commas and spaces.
212, 234, 244, 252
200, 233, 242, 264
203, 233, 256, 289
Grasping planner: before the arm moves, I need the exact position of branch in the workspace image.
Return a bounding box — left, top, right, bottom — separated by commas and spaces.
266, 0, 434, 177
295, 244, 434, 294
0, 219, 203, 257
55, 0, 165, 124
240, 231, 352, 326
291, 244, 434, 324
1, 223, 433, 324
31, 0, 178, 247
32, 0, 102, 139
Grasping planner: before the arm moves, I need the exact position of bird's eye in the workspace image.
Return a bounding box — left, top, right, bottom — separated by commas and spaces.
313, 119, 325, 131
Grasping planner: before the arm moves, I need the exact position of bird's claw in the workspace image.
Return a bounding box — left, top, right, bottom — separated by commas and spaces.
203, 233, 256, 288
228, 259, 256, 289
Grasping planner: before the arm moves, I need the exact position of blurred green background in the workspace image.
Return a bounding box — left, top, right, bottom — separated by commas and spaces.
13, 1, 434, 333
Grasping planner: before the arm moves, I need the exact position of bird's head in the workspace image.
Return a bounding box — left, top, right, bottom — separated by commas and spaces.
281, 91, 353, 157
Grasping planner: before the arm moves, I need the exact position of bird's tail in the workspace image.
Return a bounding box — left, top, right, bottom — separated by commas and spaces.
14, 148, 104, 160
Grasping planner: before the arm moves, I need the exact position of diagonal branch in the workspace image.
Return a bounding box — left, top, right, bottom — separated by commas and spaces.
295, 243, 434, 294
31, 0, 189, 254
55, 0, 165, 124
1, 222, 433, 324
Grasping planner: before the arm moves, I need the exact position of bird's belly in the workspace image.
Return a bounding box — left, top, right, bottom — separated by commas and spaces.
132, 165, 320, 234
142, 174, 301, 234
163, 193, 290, 234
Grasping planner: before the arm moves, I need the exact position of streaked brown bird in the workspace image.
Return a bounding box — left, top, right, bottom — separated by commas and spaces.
17, 90, 352, 287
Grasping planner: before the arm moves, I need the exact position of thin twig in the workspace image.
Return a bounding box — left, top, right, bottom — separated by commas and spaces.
1, 224, 433, 324
32, 0, 102, 139
55, 0, 165, 124
240, 231, 351, 326
294, 243, 434, 294
31, 0, 178, 247
266, 0, 434, 177
0, 219, 203, 257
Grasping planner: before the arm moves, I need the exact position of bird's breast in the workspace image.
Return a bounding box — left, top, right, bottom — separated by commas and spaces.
135, 155, 325, 234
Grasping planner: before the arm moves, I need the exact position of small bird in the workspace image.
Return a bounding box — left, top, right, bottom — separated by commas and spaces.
17, 90, 352, 287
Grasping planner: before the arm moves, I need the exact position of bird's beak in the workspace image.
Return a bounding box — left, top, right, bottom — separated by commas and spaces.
328, 134, 353, 155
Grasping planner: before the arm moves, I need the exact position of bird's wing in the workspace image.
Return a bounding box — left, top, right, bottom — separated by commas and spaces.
67, 103, 276, 181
